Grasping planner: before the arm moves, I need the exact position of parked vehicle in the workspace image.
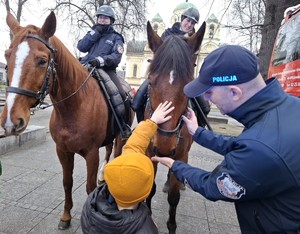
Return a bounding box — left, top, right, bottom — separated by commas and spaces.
268, 4, 300, 97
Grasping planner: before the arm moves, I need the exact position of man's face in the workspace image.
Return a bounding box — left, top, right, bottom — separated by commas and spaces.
181, 17, 196, 33
203, 86, 236, 115
97, 15, 111, 25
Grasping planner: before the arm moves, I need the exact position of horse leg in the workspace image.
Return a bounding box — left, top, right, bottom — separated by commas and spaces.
167, 172, 180, 234
146, 182, 156, 213
146, 161, 158, 213
113, 135, 125, 157
98, 144, 113, 185
85, 148, 100, 194
56, 151, 75, 230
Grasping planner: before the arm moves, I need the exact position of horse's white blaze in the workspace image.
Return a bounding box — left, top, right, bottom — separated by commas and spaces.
5, 42, 30, 127
169, 70, 174, 85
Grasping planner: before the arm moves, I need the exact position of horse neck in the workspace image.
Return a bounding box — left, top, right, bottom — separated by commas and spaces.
50, 37, 91, 103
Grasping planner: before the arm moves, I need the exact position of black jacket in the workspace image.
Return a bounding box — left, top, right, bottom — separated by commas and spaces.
81, 183, 158, 234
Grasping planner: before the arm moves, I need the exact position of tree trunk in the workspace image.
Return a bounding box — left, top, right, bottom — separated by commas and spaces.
259, 0, 300, 79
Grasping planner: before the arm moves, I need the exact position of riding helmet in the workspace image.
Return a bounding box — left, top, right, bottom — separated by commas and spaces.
181, 7, 200, 23
96, 5, 115, 23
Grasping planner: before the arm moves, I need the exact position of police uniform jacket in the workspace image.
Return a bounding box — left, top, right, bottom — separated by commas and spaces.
161, 22, 185, 40
171, 78, 300, 233
77, 25, 124, 70
161, 22, 195, 40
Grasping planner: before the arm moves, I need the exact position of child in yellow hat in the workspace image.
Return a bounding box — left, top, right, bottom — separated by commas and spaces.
81, 101, 174, 234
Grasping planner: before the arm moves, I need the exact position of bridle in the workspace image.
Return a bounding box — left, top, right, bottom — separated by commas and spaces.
149, 102, 186, 137
148, 97, 187, 157
6, 34, 57, 107
148, 85, 187, 138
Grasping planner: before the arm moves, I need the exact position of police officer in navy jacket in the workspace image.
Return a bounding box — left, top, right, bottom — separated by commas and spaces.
152, 45, 300, 233
77, 5, 131, 140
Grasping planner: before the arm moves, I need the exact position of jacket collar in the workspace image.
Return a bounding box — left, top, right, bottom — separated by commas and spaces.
228, 78, 288, 128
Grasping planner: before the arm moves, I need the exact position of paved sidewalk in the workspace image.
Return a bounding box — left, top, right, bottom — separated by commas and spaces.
0, 107, 242, 234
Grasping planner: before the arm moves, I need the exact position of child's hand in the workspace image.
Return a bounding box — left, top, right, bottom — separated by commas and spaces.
150, 101, 174, 124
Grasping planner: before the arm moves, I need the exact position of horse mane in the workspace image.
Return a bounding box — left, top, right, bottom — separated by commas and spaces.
149, 35, 194, 82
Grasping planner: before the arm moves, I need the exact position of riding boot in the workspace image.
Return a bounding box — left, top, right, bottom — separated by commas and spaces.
192, 95, 211, 128
120, 121, 132, 140
195, 95, 211, 116
131, 79, 149, 112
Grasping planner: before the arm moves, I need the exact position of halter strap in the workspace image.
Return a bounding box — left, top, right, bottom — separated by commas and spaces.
27, 34, 56, 53
6, 34, 56, 107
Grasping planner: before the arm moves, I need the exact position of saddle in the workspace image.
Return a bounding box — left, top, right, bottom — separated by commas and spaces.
90, 67, 133, 140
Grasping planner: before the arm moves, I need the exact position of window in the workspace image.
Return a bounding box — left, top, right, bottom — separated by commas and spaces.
0, 72, 3, 84
133, 64, 137, 77
209, 25, 215, 39
272, 12, 300, 66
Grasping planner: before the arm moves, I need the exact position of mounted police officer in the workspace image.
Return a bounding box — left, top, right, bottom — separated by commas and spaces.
77, 5, 131, 140
132, 6, 210, 125
162, 6, 200, 38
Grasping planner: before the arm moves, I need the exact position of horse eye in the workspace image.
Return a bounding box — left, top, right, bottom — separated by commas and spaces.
37, 58, 47, 67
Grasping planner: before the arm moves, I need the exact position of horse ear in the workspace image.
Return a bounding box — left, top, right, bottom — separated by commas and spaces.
6, 11, 21, 35
40, 11, 56, 40
147, 21, 163, 52
187, 21, 206, 54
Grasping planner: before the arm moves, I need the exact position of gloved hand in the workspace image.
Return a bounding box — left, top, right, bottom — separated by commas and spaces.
91, 24, 110, 34
88, 56, 105, 68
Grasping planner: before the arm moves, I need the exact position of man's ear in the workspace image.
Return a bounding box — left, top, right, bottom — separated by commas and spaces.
230, 86, 243, 101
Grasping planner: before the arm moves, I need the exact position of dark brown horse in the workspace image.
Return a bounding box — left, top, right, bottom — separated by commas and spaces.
1, 11, 132, 229
145, 21, 206, 233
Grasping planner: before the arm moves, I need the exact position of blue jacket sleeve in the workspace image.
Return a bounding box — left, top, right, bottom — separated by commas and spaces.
77, 30, 102, 53
192, 127, 237, 155
171, 139, 295, 202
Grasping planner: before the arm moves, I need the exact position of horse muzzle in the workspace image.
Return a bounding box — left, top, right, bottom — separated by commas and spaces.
0, 110, 27, 136
153, 146, 176, 157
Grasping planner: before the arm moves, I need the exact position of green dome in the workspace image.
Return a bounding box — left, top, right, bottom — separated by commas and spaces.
174, 2, 196, 12
207, 14, 218, 23
152, 13, 163, 23
126, 40, 147, 54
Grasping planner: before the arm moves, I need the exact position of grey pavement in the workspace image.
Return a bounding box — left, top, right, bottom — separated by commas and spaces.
0, 106, 242, 234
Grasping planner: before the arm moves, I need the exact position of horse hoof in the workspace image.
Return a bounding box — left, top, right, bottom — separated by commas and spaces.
98, 179, 105, 186
58, 220, 71, 230
162, 183, 169, 193
179, 183, 186, 191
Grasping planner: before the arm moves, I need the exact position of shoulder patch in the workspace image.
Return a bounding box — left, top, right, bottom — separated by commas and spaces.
117, 44, 124, 54
217, 173, 246, 199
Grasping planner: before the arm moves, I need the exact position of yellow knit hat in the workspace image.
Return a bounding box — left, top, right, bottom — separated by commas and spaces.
104, 153, 154, 207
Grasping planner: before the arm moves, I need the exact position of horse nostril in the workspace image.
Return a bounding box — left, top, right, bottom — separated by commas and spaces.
15, 117, 25, 132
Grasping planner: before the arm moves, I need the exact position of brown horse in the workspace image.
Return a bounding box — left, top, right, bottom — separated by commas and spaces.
1, 11, 132, 229
145, 22, 206, 233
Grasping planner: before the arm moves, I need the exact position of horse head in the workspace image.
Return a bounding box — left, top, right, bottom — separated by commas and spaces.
1, 11, 57, 135
146, 21, 206, 156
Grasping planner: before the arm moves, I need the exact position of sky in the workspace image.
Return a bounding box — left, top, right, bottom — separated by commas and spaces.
0, 0, 232, 64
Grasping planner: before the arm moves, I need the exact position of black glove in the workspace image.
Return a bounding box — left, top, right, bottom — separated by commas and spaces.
88, 56, 104, 68
91, 24, 110, 34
